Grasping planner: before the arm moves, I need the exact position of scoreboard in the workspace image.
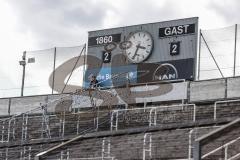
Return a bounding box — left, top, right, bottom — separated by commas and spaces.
85, 17, 198, 87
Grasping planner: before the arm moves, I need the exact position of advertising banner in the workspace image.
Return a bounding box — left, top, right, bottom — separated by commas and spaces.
84, 65, 137, 88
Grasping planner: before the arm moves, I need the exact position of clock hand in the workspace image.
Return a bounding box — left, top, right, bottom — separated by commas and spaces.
138, 45, 146, 49
132, 44, 140, 60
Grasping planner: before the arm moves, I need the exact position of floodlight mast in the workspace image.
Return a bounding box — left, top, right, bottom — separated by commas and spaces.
19, 51, 26, 96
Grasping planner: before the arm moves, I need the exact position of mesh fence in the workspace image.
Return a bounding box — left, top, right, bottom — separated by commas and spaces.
0, 45, 86, 98
1, 24, 240, 97
0, 77, 21, 98
24, 45, 86, 96
0, 57, 22, 98
54, 46, 86, 93
199, 25, 240, 79
25, 48, 55, 95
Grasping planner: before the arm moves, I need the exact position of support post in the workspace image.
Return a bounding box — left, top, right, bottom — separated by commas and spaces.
83, 45, 86, 87
197, 30, 202, 80
193, 141, 201, 160
52, 47, 57, 94
20, 51, 26, 96
149, 108, 157, 127
110, 111, 118, 131
102, 137, 111, 158
143, 133, 152, 160
8, 98, 11, 115
189, 129, 194, 160
233, 24, 238, 77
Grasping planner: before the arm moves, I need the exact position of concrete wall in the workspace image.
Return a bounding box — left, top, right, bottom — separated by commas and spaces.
190, 76, 240, 102
0, 94, 70, 116
190, 79, 226, 102
1, 77, 240, 116
63, 81, 188, 109
227, 77, 240, 98
133, 82, 188, 103
0, 98, 9, 115
10, 96, 47, 115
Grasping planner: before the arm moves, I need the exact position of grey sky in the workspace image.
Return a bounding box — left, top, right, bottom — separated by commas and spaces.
5, 0, 237, 49
0, 0, 239, 97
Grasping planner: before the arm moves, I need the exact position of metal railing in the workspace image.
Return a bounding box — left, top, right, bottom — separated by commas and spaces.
202, 136, 240, 160
110, 103, 196, 131
143, 133, 152, 160
214, 99, 240, 120
188, 129, 195, 160
194, 118, 240, 160
35, 113, 112, 159
0, 93, 87, 143
1, 87, 240, 159
73, 157, 115, 160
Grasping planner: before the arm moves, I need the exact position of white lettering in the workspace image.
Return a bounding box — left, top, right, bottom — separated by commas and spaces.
184, 24, 190, 33
160, 24, 194, 37
158, 74, 176, 80
164, 28, 171, 35
169, 74, 176, 79
106, 74, 111, 80
177, 26, 183, 34
161, 75, 169, 80
172, 27, 177, 35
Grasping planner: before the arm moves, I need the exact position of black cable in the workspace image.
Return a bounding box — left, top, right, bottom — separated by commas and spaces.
61, 44, 86, 93
201, 33, 224, 78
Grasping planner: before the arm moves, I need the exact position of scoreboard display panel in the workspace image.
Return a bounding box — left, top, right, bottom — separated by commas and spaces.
85, 17, 198, 88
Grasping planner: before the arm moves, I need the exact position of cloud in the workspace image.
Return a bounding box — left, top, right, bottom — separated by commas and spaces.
101, 0, 181, 28
7, 0, 199, 50
209, 0, 240, 24
7, 0, 112, 48
7, 0, 235, 50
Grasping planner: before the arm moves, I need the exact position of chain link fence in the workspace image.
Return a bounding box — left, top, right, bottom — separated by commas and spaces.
24, 45, 86, 96
199, 24, 240, 80
1, 25, 240, 98
0, 45, 86, 98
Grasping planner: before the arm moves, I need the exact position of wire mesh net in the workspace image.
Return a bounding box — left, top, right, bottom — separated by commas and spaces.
24, 45, 85, 96
199, 25, 240, 79
0, 67, 22, 98
25, 48, 55, 96
55, 45, 85, 93
1, 24, 240, 97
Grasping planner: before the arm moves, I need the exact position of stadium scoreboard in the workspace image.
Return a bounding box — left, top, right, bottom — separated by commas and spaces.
86, 17, 198, 87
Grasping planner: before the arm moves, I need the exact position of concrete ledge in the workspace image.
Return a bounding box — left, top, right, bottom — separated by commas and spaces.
190, 79, 226, 102
227, 77, 240, 98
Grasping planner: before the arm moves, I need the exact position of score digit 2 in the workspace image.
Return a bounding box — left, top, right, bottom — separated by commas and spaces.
102, 51, 111, 63
170, 41, 180, 56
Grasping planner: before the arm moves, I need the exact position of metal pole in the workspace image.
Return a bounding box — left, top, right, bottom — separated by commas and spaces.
197, 30, 202, 80
193, 141, 201, 160
52, 47, 57, 94
201, 33, 224, 78
83, 44, 86, 87
233, 24, 237, 77
20, 51, 26, 96
188, 129, 194, 160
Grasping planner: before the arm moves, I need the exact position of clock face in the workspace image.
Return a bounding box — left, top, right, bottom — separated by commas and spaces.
125, 31, 153, 63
